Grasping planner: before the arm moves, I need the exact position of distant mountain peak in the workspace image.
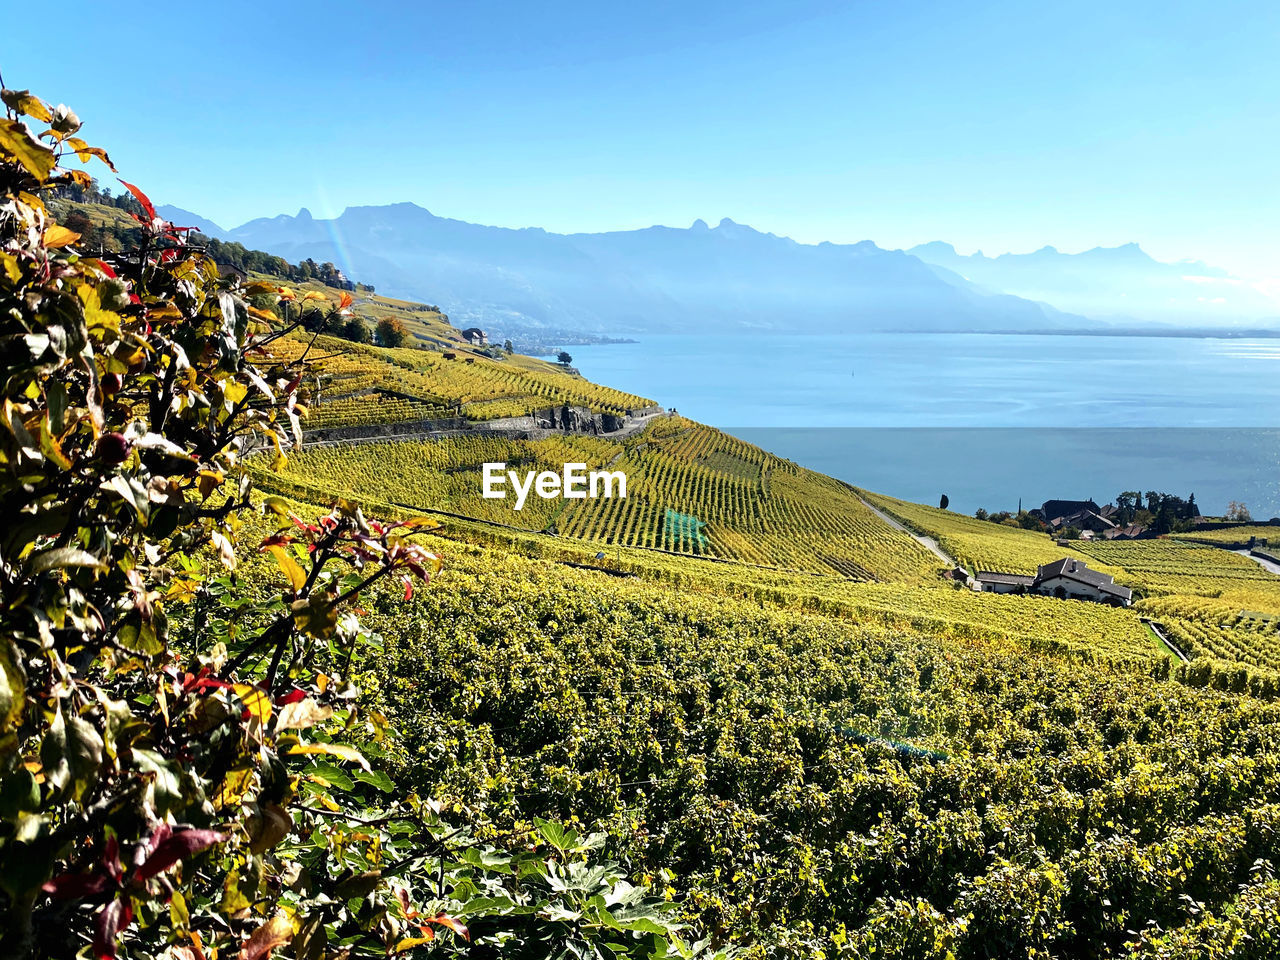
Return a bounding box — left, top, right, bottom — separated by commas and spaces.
296, 207, 312, 220
690, 218, 709, 231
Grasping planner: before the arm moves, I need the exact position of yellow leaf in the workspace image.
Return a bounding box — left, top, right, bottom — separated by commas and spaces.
0, 118, 56, 181
169, 889, 190, 935
0, 252, 21, 284
1, 89, 52, 122
393, 935, 436, 952
267, 545, 306, 592
232, 683, 272, 727
43, 225, 80, 248
263, 496, 292, 517
287, 741, 370, 771
214, 764, 256, 810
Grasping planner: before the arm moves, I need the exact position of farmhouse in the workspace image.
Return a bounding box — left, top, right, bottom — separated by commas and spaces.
1029, 498, 1121, 534
975, 557, 1132, 606
461, 327, 488, 346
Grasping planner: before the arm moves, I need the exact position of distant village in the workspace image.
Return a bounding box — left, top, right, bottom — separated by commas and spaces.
960, 494, 1217, 608
975, 492, 1210, 542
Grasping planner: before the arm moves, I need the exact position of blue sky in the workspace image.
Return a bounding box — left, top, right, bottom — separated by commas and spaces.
6, 1, 1279, 281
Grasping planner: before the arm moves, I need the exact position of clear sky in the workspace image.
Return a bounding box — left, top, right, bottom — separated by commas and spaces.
5, 1, 1279, 282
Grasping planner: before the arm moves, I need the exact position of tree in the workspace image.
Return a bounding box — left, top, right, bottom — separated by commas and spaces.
61, 208, 94, 247
939, 494, 949, 510
504, 338, 514, 354
975, 508, 989, 521
557, 350, 573, 366
342, 316, 371, 343
376, 316, 408, 348
1227, 500, 1252, 522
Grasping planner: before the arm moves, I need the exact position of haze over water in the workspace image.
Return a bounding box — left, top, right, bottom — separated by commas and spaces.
566, 333, 1280, 517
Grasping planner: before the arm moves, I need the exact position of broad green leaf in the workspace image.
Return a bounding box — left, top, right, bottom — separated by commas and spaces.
304, 760, 353, 791
28, 546, 105, 574
352, 768, 395, 793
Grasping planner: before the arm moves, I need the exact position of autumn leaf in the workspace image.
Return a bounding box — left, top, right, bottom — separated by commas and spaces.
233, 684, 272, 727
238, 912, 295, 960
287, 741, 371, 770
134, 826, 226, 882
267, 545, 306, 592
43, 225, 81, 248
1, 88, 52, 122
118, 179, 157, 222
0, 118, 56, 180
275, 697, 333, 731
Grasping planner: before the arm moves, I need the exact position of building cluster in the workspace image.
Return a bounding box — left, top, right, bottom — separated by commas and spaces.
1028, 499, 1148, 541
974, 557, 1133, 606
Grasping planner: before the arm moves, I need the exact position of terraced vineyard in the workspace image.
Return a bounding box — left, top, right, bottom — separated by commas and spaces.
301, 390, 454, 429
858, 490, 1122, 578
1173, 523, 1280, 547
268, 332, 655, 428
275, 419, 942, 581
1071, 537, 1280, 597
346, 520, 1280, 959
1138, 594, 1280, 671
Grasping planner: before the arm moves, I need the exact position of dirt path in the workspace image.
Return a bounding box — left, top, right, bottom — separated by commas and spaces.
854, 493, 962, 573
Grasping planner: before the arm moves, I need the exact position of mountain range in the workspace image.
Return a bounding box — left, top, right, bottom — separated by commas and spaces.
156, 202, 1278, 336
908, 241, 1277, 328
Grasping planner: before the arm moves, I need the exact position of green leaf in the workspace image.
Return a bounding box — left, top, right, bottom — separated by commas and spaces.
27, 546, 105, 574
0, 639, 26, 741
305, 761, 353, 792
132, 747, 184, 813
40, 704, 102, 801
352, 769, 394, 793
291, 594, 337, 638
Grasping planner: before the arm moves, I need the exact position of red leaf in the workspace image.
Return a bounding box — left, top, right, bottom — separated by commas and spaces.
118, 179, 157, 222
274, 688, 307, 706
134, 828, 225, 883
427, 914, 470, 941
94, 897, 133, 960
403, 576, 413, 601
42, 870, 112, 899
92, 259, 117, 278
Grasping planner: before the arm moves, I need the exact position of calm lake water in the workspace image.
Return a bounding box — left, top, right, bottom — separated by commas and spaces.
564, 333, 1280, 516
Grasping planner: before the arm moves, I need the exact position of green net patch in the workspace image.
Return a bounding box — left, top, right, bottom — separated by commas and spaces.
664, 508, 708, 553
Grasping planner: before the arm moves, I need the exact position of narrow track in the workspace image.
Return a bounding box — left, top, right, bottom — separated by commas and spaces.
1141, 617, 1190, 663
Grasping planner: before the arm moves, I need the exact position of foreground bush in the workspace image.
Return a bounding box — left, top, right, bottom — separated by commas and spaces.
0, 88, 712, 959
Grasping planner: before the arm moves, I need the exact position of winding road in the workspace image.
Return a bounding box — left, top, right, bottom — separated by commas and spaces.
1236, 548, 1280, 576
854, 493, 963, 573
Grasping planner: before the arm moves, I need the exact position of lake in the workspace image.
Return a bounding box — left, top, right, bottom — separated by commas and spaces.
563, 333, 1280, 517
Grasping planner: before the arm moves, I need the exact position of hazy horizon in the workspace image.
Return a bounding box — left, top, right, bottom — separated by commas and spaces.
6, 0, 1279, 290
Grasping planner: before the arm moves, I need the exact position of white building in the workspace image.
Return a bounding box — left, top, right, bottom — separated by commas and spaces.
975, 557, 1132, 606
